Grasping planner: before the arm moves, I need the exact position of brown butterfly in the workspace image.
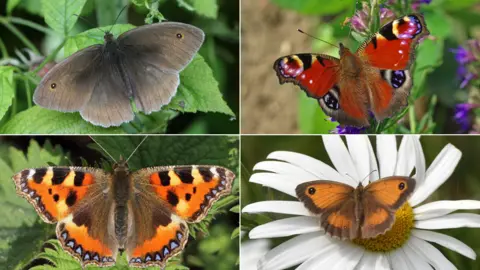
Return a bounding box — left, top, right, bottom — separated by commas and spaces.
296, 176, 416, 240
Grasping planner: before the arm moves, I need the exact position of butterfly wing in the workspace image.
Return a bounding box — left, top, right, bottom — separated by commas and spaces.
274, 53, 370, 126
125, 165, 234, 267
361, 176, 416, 238
12, 167, 118, 267
33, 44, 135, 127
117, 22, 205, 114
357, 14, 429, 119
296, 180, 360, 239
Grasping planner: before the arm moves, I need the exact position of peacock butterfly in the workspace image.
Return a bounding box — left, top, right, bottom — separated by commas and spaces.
273, 14, 430, 127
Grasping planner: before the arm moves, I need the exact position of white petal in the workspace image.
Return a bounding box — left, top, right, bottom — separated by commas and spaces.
249, 173, 304, 197
409, 144, 462, 207
254, 161, 317, 178
323, 136, 358, 186
258, 232, 326, 270
346, 136, 372, 186
408, 236, 457, 270
388, 250, 410, 270
415, 213, 480, 230
355, 252, 389, 270
241, 239, 270, 270
412, 229, 476, 259
401, 243, 432, 270
296, 240, 346, 270
412, 137, 426, 185
331, 244, 364, 270
414, 200, 480, 220
376, 135, 397, 178
242, 201, 310, 216
267, 151, 345, 182
366, 138, 380, 183
394, 136, 416, 176
249, 216, 321, 239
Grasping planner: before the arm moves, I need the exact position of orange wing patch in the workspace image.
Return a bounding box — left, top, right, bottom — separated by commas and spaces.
12, 167, 97, 223
127, 216, 188, 268
296, 180, 355, 215
57, 216, 116, 267
365, 176, 415, 209
148, 166, 235, 222
360, 206, 392, 239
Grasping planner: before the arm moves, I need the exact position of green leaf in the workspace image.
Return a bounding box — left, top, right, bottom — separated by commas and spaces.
94, 0, 129, 26
64, 25, 234, 118
190, 0, 218, 19
0, 66, 15, 121
270, 0, 354, 15
298, 93, 338, 133
41, 0, 88, 36
0, 140, 68, 268
0, 106, 125, 134
17, 0, 43, 16
6, 0, 22, 15
167, 55, 235, 117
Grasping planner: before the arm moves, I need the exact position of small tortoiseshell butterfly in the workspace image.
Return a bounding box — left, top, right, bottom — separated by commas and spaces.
12, 139, 235, 268
274, 14, 430, 127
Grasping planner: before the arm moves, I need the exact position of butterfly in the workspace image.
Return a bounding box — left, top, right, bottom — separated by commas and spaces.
12, 141, 235, 268
296, 176, 416, 239
273, 14, 430, 127
34, 22, 204, 127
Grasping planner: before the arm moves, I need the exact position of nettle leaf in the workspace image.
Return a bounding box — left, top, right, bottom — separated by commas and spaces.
271, 0, 354, 15
0, 140, 68, 268
6, 0, 22, 15
0, 106, 125, 134
0, 66, 15, 121
41, 0, 88, 36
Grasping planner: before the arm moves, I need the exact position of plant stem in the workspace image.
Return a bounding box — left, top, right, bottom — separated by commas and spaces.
0, 18, 40, 54
0, 37, 8, 58
32, 39, 66, 75
24, 78, 32, 108
1, 16, 56, 35
409, 105, 416, 133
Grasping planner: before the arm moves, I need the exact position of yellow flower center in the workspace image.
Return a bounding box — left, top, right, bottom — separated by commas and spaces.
353, 203, 414, 252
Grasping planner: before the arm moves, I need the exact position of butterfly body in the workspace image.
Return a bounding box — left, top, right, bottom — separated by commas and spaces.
13, 160, 235, 268
34, 22, 205, 127
274, 14, 429, 127
296, 177, 416, 240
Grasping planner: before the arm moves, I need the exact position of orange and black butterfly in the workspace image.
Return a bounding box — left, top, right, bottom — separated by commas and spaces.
296, 177, 416, 239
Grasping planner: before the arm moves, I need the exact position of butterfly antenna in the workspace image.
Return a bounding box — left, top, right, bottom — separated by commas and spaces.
109, 4, 129, 33
297, 29, 339, 49
89, 136, 117, 163
362, 170, 378, 183
73, 14, 105, 33
125, 136, 149, 163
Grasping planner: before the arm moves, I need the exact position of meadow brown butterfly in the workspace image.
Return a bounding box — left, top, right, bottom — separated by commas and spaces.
296, 176, 416, 240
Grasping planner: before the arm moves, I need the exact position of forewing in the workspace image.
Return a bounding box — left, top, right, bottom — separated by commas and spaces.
12, 167, 118, 267
33, 45, 102, 112
357, 14, 429, 70
118, 22, 204, 114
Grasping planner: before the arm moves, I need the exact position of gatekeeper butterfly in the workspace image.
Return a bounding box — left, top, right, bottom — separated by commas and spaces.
274, 14, 430, 127
296, 176, 416, 239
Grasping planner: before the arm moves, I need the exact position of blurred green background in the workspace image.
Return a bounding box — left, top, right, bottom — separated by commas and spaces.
241, 0, 480, 134
0, 135, 239, 269
0, 0, 239, 134
241, 136, 480, 269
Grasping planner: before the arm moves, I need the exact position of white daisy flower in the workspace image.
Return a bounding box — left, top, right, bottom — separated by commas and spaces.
240, 238, 270, 270
243, 135, 480, 270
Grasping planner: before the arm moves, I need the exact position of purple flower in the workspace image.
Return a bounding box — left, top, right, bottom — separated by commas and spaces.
412, 0, 433, 11
460, 72, 476, 89
450, 46, 475, 65
333, 125, 366, 134
454, 103, 480, 132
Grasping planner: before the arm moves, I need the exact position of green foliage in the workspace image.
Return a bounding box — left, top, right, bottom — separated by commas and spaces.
0, 139, 68, 268
1, 136, 239, 269
271, 0, 479, 134
0, 66, 15, 121
0, 0, 238, 134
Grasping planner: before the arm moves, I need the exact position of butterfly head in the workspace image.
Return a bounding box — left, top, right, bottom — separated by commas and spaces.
113, 155, 129, 173
104, 31, 115, 43
338, 43, 361, 76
